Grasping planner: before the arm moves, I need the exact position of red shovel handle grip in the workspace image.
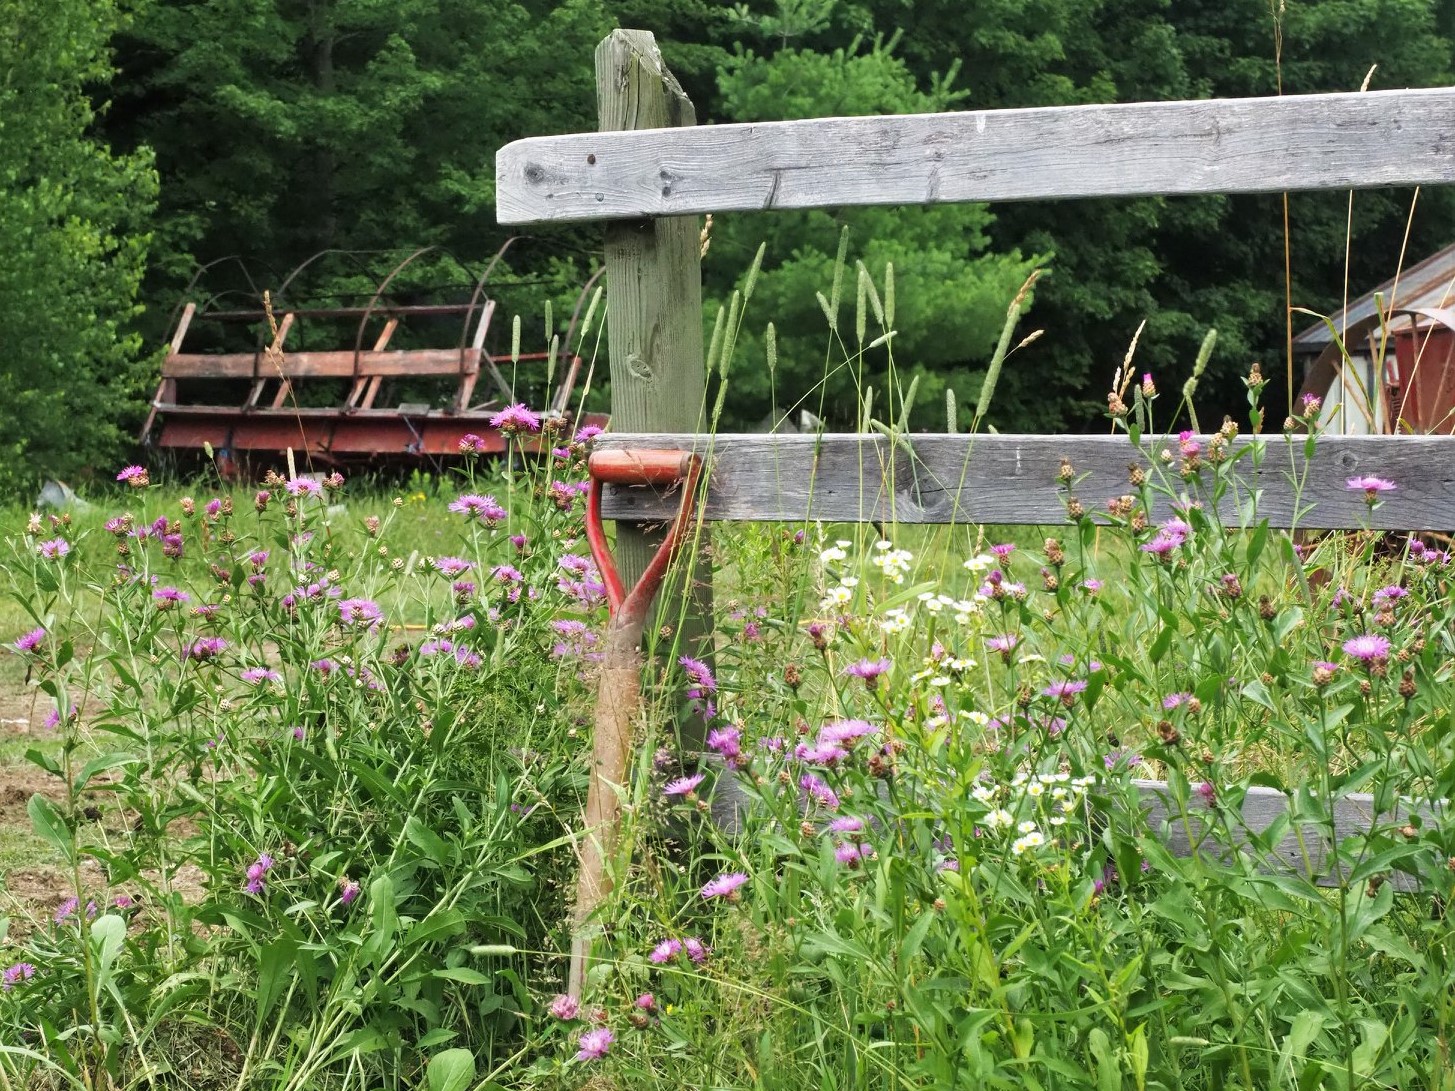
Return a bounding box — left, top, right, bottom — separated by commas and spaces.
585, 448, 703, 622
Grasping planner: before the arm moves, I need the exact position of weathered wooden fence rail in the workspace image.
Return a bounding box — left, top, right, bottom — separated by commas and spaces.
497, 29, 1455, 903
596, 431, 1455, 530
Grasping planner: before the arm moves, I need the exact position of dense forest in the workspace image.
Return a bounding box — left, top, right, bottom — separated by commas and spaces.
4, 0, 1454, 490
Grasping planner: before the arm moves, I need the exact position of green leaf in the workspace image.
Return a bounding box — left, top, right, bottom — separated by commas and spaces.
404, 816, 452, 867
404, 908, 467, 948
90, 914, 126, 980
431, 967, 492, 985
28, 793, 75, 865
427, 1048, 476, 1091
257, 934, 296, 1023
75, 752, 140, 791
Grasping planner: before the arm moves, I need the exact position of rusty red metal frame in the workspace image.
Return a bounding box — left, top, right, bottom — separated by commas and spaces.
144, 246, 606, 462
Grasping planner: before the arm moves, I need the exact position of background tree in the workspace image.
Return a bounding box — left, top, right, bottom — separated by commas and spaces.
705, 29, 1039, 430
0, 0, 157, 491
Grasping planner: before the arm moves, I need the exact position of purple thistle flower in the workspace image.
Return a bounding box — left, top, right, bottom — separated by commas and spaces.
1043, 679, 1088, 703
663, 773, 706, 798
1343, 633, 1391, 663
285, 477, 323, 498
339, 877, 360, 905
489, 402, 541, 435
1, 962, 36, 990
634, 992, 655, 1011
54, 896, 79, 923
800, 773, 840, 810
648, 938, 683, 963
241, 667, 281, 685
1195, 781, 1217, 807
682, 937, 709, 963
432, 556, 474, 576
1347, 475, 1396, 497
152, 586, 189, 608
818, 719, 876, 747
843, 657, 891, 682
1372, 584, 1409, 603
835, 841, 872, 866
448, 493, 508, 524
700, 871, 749, 900
38, 538, 70, 560
575, 1026, 613, 1062
796, 741, 850, 765
575, 424, 604, 444
184, 637, 227, 661
13, 627, 45, 653
705, 725, 741, 764
491, 564, 523, 583
1162, 692, 1192, 711
458, 432, 488, 454
990, 543, 1015, 558
116, 465, 149, 486
828, 816, 865, 834
986, 633, 1020, 654
549, 993, 581, 1020
338, 598, 384, 628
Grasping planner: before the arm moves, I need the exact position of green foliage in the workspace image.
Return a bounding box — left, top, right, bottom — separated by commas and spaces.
107, 0, 613, 317
708, 36, 1038, 429
0, 0, 156, 493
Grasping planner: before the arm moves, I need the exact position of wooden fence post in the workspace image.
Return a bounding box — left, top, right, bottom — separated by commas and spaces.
595, 30, 714, 728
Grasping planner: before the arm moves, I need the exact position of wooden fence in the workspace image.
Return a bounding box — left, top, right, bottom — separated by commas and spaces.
496, 29, 1455, 890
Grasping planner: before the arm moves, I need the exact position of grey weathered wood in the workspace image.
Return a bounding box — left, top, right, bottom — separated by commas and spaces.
596, 30, 715, 716
704, 769, 1438, 891
163, 348, 480, 380
597, 432, 1455, 531
498, 86, 1455, 225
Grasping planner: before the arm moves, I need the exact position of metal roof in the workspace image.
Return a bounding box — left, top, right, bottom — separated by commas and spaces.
1293, 241, 1455, 354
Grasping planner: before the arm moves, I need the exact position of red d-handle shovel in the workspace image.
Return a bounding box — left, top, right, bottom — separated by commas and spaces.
568, 448, 703, 998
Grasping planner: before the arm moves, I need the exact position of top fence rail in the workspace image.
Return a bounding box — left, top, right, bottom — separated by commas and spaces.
497, 86, 1455, 224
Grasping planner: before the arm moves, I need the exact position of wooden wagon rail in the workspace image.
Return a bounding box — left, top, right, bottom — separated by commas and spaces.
497, 29, 1455, 899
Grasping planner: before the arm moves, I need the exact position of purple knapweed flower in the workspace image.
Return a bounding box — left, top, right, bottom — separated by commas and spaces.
448, 493, 507, 523
800, 773, 840, 810
12, 628, 45, 653
828, 816, 865, 834
1043, 679, 1088, 704
575, 424, 604, 444
491, 564, 523, 583
1372, 584, 1409, 604
116, 465, 149, 487
1, 962, 36, 990
241, 667, 281, 685
338, 598, 384, 628
1162, 692, 1192, 711
153, 586, 189, 608
244, 853, 274, 896
634, 992, 655, 1011
843, 657, 891, 683
818, 719, 876, 747
38, 538, 69, 560
706, 725, 741, 765
575, 1026, 613, 1062
184, 637, 227, 661
54, 896, 80, 923
489, 402, 541, 435
458, 432, 488, 454
1347, 475, 1396, 503
1343, 633, 1391, 663
682, 937, 709, 963
648, 938, 683, 963
835, 841, 872, 867
285, 477, 323, 498
432, 556, 474, 577
550, 993, 581, 1020
663, 773, 706, 798
1195, 781, 1217, 807
339, 877, 360, 905
701, 871, 749, 900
